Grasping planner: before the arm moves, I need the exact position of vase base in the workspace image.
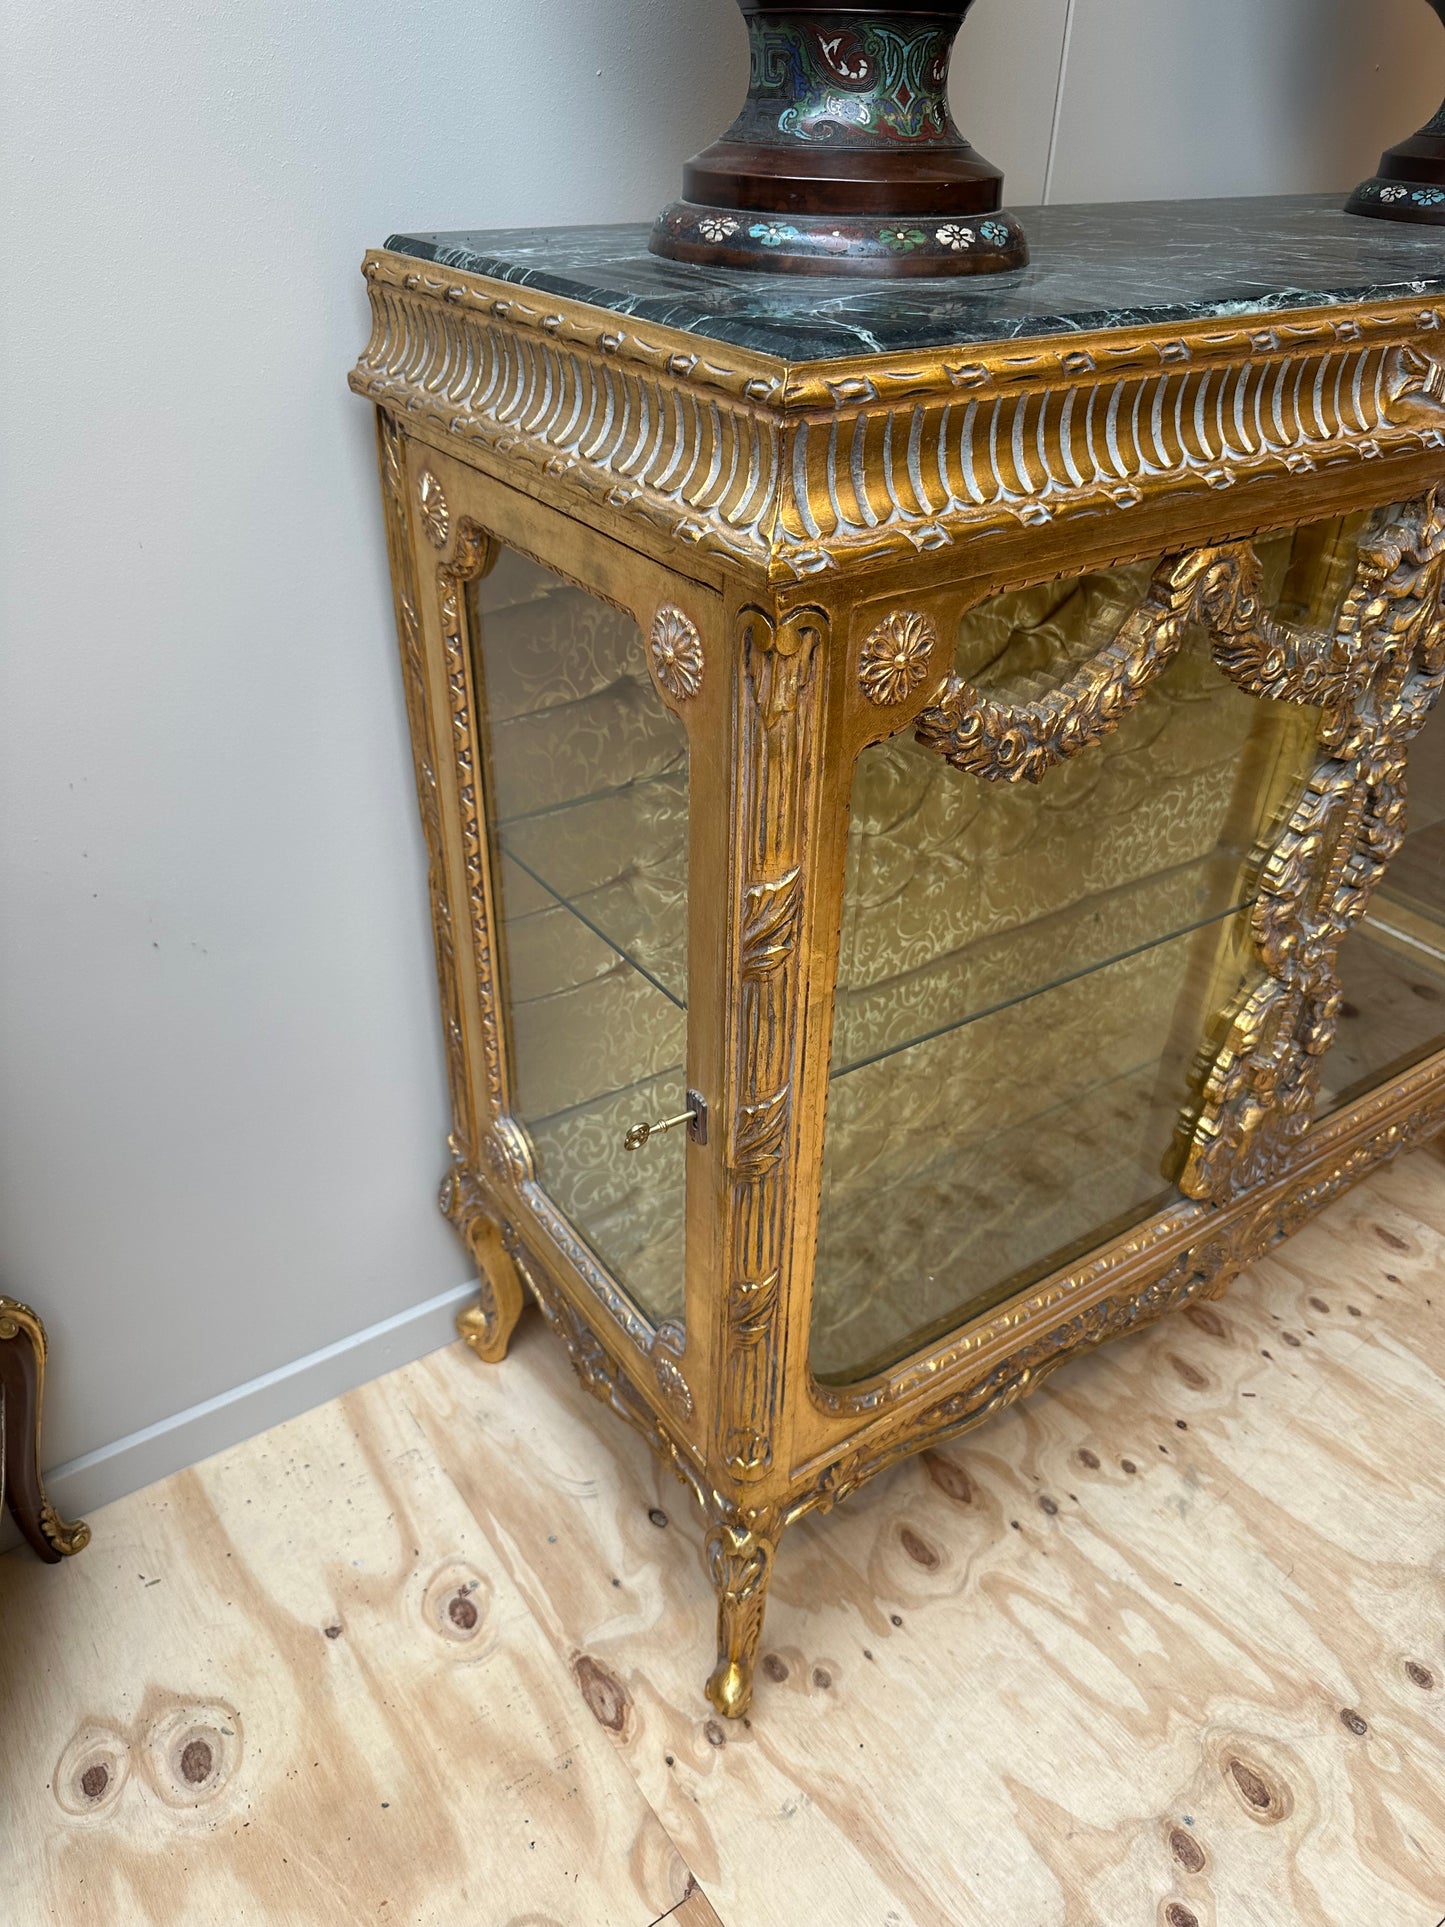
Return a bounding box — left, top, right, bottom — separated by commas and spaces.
1346, 175, 1445, 223
649, 201, 1028, 278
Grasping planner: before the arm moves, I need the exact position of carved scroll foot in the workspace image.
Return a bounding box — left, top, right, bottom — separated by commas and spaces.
703, 1508, 782, 1719
441, 1163, 526, 1364
0, 1298, 90, 1563
453, 1217, 526, 1364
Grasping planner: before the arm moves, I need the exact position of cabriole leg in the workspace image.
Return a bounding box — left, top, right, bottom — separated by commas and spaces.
704, 1507, 783, 1718
442, 1166, 526, 1364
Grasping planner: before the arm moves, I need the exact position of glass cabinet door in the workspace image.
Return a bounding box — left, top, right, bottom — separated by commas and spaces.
810, 520, 1363, 1384
471, 549, 688, 1329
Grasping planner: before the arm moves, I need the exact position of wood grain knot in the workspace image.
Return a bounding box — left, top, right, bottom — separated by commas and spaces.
647, 1508, 669, 1529
573, 1654, 631, 1735
1308, 1296, 1330, 1313
54, 1728, 131, 1817
144, 1707, 240, 1809
1077, 1448, 1101, 1470
1169, 1354, 1209, 1389
761, 1653, 789, 1683
1339, 1708, 1368, 1736
1164, 1904, 1200, 1927
1184, 1305, 1228, 1340
922, 1452, 973, 1504
424, 1566, 492, 1645
811, 1667, 832, 1690
704, 1719, 727, 1748
1373, 1224, 1409, 1252
900, 1526, 941, 1569
1225, 1755, 1289, 1821
1406, 1660, 1435, 1689
1168, 1826, 1207, 1874
1039, 1496, 1059, 1517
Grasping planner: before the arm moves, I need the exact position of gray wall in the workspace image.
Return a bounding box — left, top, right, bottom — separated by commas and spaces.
3, 0, 1442, 1527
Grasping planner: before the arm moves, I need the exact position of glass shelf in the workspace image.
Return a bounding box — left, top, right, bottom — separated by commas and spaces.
811, 908, 1251, 1382
498, 770, 688, 1009
832, 851, 1253, 1076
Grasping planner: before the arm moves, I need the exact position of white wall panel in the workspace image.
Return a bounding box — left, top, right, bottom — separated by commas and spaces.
1049, 0, 1445, 203
952, 0, 1071, 205
0, 0, 746, 1495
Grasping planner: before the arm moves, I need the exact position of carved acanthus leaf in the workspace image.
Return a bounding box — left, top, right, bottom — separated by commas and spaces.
741, 870, 803, 976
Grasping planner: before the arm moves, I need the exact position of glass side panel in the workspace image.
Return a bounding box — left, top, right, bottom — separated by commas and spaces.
1322, 695, 1445, 1111
811, 521, 1357, 1384
472, 550, 687, 1328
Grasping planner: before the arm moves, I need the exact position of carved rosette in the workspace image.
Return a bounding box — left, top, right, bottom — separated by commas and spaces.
418, 469, 450, 549
653, 1352, 695, 1423
648, 604, 704, 702
859, 610, 937, 705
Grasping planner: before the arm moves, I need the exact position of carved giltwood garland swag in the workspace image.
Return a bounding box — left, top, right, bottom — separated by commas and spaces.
916, 490, 1445, 1204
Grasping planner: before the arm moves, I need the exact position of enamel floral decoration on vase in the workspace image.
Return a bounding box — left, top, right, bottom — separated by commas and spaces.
650, 0, 1027, 276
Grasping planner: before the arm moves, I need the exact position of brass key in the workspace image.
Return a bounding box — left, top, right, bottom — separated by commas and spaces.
623, 1092, 707, 1151
624, 1109, 696, 1152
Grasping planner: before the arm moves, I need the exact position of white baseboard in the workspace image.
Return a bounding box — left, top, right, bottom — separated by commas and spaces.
1, 1277, 477, 1557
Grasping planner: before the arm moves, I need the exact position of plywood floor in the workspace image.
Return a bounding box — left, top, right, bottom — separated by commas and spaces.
5, 1149, 1445, 1926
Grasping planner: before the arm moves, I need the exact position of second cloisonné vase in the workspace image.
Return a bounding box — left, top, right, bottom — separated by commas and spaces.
1347, 0, 1445, 223
650, 0, 1027, 277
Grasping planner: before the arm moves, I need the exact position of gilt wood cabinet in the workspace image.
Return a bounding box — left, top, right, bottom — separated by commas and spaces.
351, 196, 1445, 1717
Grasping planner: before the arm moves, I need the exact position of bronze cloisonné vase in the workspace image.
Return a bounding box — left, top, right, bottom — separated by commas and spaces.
650, 0, 1027, 276
1347, 0, 1445, 224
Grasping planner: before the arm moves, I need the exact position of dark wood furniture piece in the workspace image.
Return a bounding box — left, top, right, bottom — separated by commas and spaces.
1, 1298, 89, 1561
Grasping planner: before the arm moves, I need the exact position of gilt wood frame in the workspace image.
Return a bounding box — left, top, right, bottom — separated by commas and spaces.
353, 251, 1445, 1717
